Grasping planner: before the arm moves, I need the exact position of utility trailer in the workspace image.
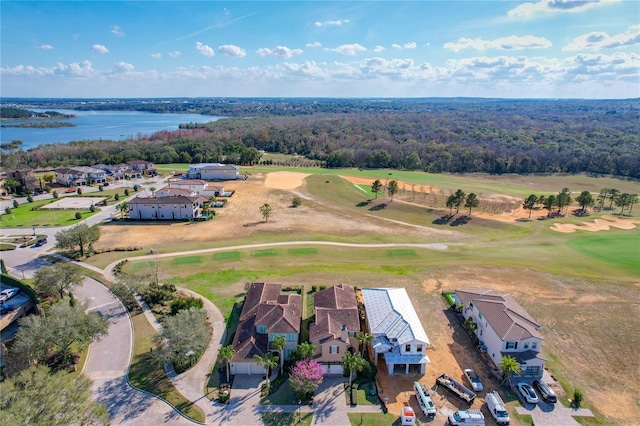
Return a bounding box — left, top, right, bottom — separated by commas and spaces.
436, 373, 476, 405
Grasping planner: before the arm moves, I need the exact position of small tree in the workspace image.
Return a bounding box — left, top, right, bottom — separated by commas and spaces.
75, 212, 82, 220
124, 188, 129, 196
52, 191, 58, 199
572, 388, 584, 408
446, 194, 456, 215
356, 331, 374, 356
343, 351, 366, 388
292, 196, 302, 208
465, 193, 479, 215
371, 180, 382, 199
291, 342, 316, 362
77, 188, 82, 195
5, 207, 11, 215
55, 223, 100, 257
254, 352, 278, 390
43, 173, 55, 184
497, 355, 522, 385
576, 191, 595, 214
27, 194, 33, 203
98, 185, 103, 191
114, 193, 120, 201
218, 345, 236, 384
33, 262, 83, 299
453, 189, 466, 214
259, 203, 272, 222
289, 359, 323, 401
387, 180, 399, 201
523, 194, 539, 219
13, 200, 19, 209
89, 204, 96, 213
117, 202, 129, 219
272, 335, 286, 375
133, 184, 140, 192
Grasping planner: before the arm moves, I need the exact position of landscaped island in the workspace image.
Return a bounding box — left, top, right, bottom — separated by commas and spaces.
2, 121, 76, 128
0, 107, 76, 127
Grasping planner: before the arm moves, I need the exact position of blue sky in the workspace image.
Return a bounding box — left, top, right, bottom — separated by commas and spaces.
1, 1, 639, 98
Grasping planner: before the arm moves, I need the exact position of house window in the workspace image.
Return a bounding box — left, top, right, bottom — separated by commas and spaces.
405, 344, 411, 352
478, 312, 483, 319
330, 345, 339, 354
287, 334, 296, 342
524, 342, 529, 349
416, 345, 423, 353
469, 302, 474, 310
525, 366, 540, 376
531, 342, 538, 350
348, 331, 355, 338
506, 341, 517, 350
257, 325, 266, 334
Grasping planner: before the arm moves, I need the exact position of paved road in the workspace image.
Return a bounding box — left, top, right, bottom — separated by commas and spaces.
78, 277, 194, 425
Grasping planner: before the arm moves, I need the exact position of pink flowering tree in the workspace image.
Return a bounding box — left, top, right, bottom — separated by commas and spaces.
289, 359, 324, 401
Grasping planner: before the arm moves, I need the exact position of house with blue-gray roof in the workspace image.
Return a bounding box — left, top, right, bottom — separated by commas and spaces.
361, 287, 431, 375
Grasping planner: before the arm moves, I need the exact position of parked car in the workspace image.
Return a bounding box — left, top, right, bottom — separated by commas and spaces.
0, 288, 20, 304
517, 382, 539, 404
464, 368, 483, 392
33, 237, 47, 247
65, 188, 76, 193
533, 380, 557, 403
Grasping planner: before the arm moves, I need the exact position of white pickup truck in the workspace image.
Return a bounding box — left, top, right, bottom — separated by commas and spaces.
464, 368, 483, 392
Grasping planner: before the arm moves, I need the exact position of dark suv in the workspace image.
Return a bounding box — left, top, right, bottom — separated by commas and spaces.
533, 380, 557, 403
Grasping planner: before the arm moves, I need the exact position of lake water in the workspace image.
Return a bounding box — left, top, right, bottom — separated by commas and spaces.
1, 109, 222, 149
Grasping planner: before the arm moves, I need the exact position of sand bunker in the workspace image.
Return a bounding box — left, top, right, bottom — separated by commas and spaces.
551, 215, 640, 233
264, 171, 311, 190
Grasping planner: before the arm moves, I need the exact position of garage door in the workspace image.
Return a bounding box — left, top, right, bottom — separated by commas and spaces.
231, 363, 249, 375
327, 364, 343, 375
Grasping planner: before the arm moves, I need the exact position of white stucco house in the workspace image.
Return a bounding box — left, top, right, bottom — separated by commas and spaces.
127, 195, 201, 220
454, 289, 545, 378
186, 163, 240, 181
54, 166, 106, 186
167, 179, 225, 197
362, 288, 431, 375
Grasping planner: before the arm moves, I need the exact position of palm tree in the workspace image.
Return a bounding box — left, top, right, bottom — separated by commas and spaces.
497, 355, 522, 385
463, 317, 478, 335
218, 345, 235, 384
272, 335, 286, 375
117, 202, 129, 219
343, 351, 366, 389
254, 352, 279, 390
294, 342, 316, 360
356, 331, 374, 356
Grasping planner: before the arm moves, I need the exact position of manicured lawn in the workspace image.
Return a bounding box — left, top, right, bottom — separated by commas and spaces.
213, 251, 241, 261
355, 381, 380, 406
0, 198, 99, 228
261, 380, 297, 405
262, 412, 313, 426
347, 412, 400, 426
173, 255, 203, 265
253, 248, 279, 257
289, 248, 318, 255
566, 232, 640, 272
128, 313, 205, 423
388, 249, 417, 257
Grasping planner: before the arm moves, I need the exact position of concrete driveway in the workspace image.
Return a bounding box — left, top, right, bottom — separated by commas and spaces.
208, 375, 264, 426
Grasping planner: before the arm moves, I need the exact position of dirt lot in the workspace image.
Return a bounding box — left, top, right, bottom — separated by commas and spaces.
96, 172, 462, 249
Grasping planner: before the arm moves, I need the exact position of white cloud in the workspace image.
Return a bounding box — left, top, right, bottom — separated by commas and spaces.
563, 30, 640, 51
257, 46, 303, 58
151, 53, 161, 59
508, 0, 620, 18
91, 44, 109, 54
306, 42, 322, 48
393, 42, 416, 50
113, 62, 134, 73
196, 42, 214, 57
111, 25, 124, 37
36, 44, 53, 50
374, 45, 385, 53
445, 35, 552, 52
168, 51, 181, 58
219, 44, 246, 58
325, 43, 366, 56
314, 19, 350, 27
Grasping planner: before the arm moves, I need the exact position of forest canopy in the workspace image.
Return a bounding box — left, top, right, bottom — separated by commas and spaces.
2, 98, 638, 178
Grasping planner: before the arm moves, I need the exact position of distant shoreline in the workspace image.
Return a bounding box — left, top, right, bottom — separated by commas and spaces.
1, 121, 76, 128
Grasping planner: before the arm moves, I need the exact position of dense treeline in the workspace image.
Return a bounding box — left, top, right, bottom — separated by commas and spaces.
2, 98, 639, 178
0, 107, 74, 120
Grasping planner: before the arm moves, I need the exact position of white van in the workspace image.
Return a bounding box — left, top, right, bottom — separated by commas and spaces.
486, 390, 510, 425
448, 409, 484, 425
